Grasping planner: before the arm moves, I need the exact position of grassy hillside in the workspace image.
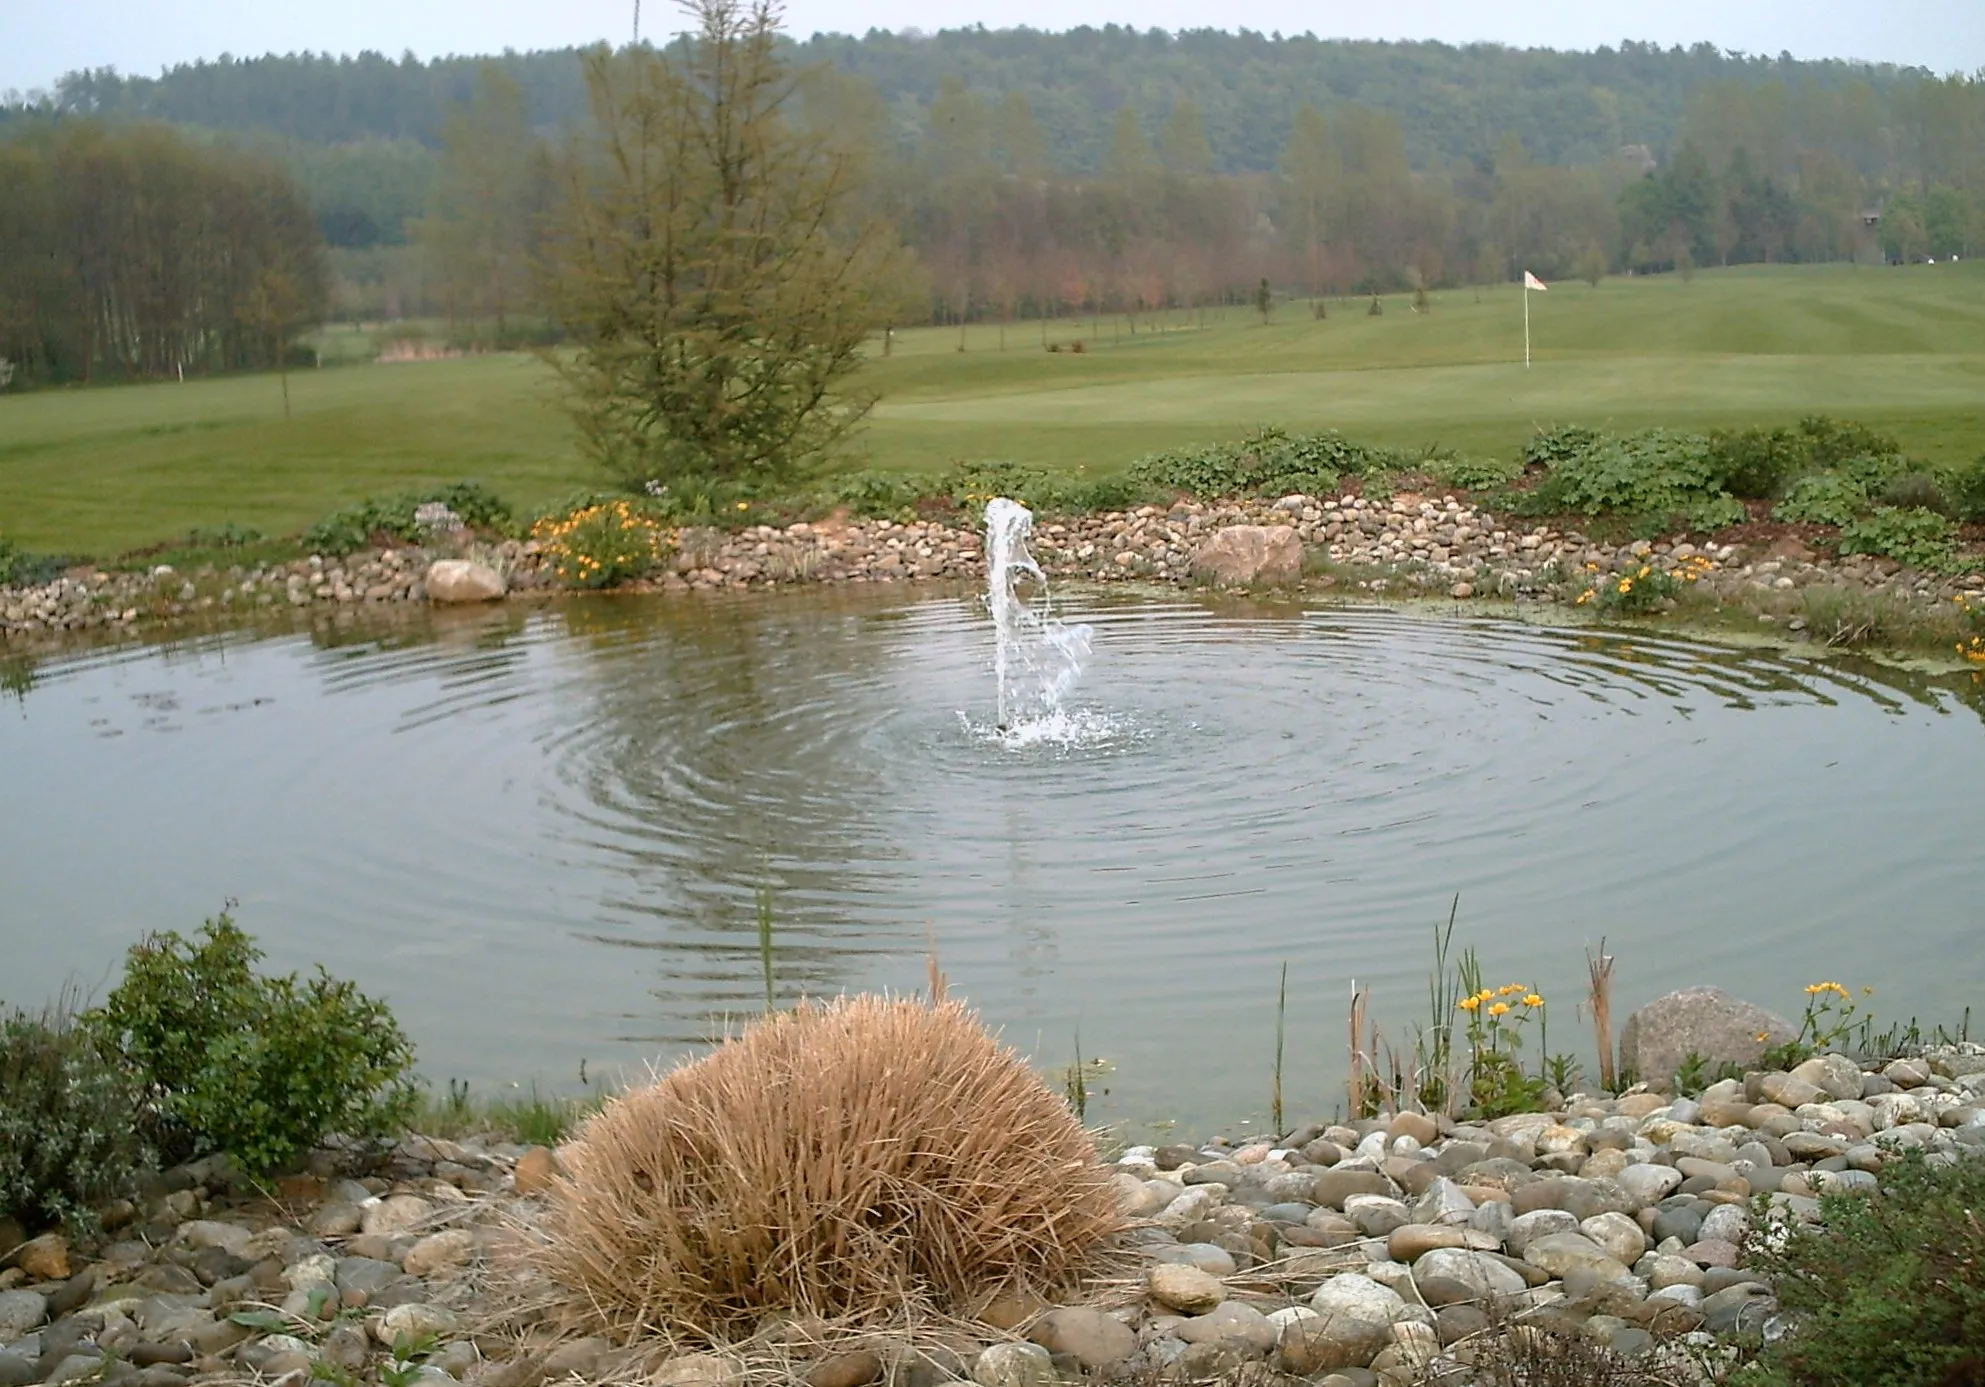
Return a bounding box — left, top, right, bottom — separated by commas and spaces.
3, 262, 1982, 558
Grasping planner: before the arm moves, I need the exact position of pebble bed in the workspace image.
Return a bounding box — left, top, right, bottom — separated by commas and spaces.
6, 496, 1984, 641
4, 1046, 1983, 1387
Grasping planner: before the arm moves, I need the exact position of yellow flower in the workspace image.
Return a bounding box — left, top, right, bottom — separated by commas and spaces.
1755, 1031, 1770, 1043
1478, 989, 1496, 1002
1500, 983, 1525, 996
1488, 1002, 1511, 1017
1618, 578, 1633, 593
1458, 996, 1481, 1012
737, 501, 750, 511
1524, 993, 1544, 1008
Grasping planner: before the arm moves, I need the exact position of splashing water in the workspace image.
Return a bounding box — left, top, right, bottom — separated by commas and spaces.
980, 498, 1098, 741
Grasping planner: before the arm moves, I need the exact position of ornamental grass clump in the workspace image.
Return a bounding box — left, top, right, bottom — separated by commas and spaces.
540, 994, 1123, 1341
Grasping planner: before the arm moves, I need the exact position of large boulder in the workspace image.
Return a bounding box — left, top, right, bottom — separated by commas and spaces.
1618, 987, 1796, 1090
425, 559, 507, 604
1190, 525, 1303, 586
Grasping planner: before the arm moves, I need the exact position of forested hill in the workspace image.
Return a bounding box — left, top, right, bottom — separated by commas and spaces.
30, 30, 1922, 173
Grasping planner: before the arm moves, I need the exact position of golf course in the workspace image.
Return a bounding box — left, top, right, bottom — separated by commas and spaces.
4, 260, 1984, 558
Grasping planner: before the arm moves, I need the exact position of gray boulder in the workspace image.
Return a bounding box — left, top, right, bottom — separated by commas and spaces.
1618, 987, 1795, 1090
1190, 526, 1303, 586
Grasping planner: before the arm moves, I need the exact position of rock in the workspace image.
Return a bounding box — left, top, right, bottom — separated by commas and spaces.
1579, 1212, 1647, 1265
1619, 987, 1795, 1089
0, 1291, 45, 1341
805, 1351, 884, 1387
1790, 1054, 1865, 1102
1389, 1113, 1439, 1147
1277, 1315, 1391, 1375
425, 561, 506, 604
1175, 1303, 1275, 1353
402, 1231, 476, 1278
1387, 1225, 1474, 1262
376, 1303, 459, 1345
1311, 1273, 1408, 1323
307, 1204, 364, 1238
44, 1354, 106, 1387
1505, 1209, 1579, 1256
10, 1235, 68, 1282
1027, 1308, 1136, 1369
1519, 1232, 1635, 1283
1190, 526, 1303, 586
178, 1222, 253, 1258
361, 1196, 433, 1239
538, 1338, 611, 1379
971, 1342, 1055, 1387
1411, 1249, 1526, 1300
1759, 1073, 1825, 1109
653, 1353, 746, 1387
513, 1147, 560, 1195
0, 1353, 33, 1387
1148, 1263, 1225, 1314
1313, 1170, 1393, 1209
1614, 1164, 1685, 1205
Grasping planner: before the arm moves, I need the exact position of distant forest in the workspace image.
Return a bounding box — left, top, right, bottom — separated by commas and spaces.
3, 28, 1982, 382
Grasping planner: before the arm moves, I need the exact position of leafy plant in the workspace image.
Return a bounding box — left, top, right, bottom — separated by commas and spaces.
1517, 427, 1747, 532
1570, 559, 1702, 615
1757, 980, 1868, 1071
92, 915, 418, 1176
184, 522, 267, 549
1706, 425, 1809, 499
530, 499, 672, 588
1746, 1146, 1985, 1387
1938, 455, 1985, 524
1455, 959, 1550, 1118
0, 996, 153, 1232
303, 482, 515, 555
1431, 453, 1525, 491
1837, 506, 1964, 572
0, 534, 69, 587
1774, 473, 1870, 527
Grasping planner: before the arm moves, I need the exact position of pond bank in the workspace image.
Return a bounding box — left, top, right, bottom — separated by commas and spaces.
3, 1040, 1981, 1387
6, 495, 1984, 665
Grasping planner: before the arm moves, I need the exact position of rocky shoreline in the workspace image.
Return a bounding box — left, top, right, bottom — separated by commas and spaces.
4, 1037, 1981, 1387
6, 494, 1984, 647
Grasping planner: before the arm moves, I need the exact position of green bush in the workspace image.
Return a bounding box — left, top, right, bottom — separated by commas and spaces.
92, 916, 417, 1177
183, 522, 267, 549
0, 535, 69, 587
1881, 471, 1949, 514
1797, 415, 1903, 470
1775, 473, 1872, 527
1747, 1147, 1985, 1387
1429, 453, 1525, 491
303, 482, 515, 555
1127, 426, 1379, 500
1518, 427, 1747, 532
1941, 456, 1985, 524
1837, 507, 1963, 572
826, 469, 946, 518
0, 1000, 152, 1233
1706, 426, 1809, 499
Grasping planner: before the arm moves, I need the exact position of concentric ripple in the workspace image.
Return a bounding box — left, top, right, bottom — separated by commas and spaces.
3, 590, 1982, 1136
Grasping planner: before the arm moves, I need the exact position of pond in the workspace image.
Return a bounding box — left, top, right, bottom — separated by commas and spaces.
3, 588, 1983, 1137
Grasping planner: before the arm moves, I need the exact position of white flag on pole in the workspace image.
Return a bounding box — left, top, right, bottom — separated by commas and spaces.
1524, 270, 1548, 291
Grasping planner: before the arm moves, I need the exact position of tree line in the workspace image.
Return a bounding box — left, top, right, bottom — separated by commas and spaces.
0, 123, 327, 387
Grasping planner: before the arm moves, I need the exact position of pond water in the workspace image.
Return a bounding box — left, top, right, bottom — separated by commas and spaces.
3, 589, 1983, 1137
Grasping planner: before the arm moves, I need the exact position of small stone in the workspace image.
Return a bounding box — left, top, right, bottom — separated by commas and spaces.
1411, 1249, 1526, 1300
1148, 1263, 1225, 1314
361, 1196, 433, 1239
1174, 1302, 1275, 1353
804, 1351, 884, 1387
0, 1291, 45, 1341
650, 1354, 744, 1387
1449, 582, 1474, 599
971, 1342, 1055, 1387
403, 1230, 476, 1278
1027, 1307, 1136, 1369
1311, 1272, 1408, 1323
968, 1287, 1047, 1331
1277, 1315, 1391, 1375
1579, 1212, 1647, 1265
307, 1204, 364, 1238
1520, 1232, 1635, 1283
10, 1235, 68, 1282
0, 1353, 34, 1387
513, 1148, 560, 1195
376, 1303, 459, 1346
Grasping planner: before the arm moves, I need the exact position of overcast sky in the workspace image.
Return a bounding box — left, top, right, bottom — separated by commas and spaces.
6, 0, 1983, 95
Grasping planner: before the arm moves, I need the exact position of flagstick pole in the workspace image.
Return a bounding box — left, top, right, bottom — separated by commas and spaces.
1524, 281, 1531, 369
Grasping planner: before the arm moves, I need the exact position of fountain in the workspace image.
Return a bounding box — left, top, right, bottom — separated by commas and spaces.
982, 498, 1095, 738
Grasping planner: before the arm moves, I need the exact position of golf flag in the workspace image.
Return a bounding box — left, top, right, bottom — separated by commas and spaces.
1522, 270, 1546, 366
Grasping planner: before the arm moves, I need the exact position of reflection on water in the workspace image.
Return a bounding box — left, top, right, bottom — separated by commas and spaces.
3, 589, 1983, 1136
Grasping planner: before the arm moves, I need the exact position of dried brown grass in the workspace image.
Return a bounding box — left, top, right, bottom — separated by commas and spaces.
1586, 941, 1617, 1092
540, 994, 1124, 1343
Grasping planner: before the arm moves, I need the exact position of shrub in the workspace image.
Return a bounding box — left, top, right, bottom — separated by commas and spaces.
1940, 455, 1985, 524
1837, 507, 1963, 572
827, 469, 946, 518
0, 535, 68, 587
1707, 426, 1809, 499
1797, 415, 1902, 470
1430, 453, 1525, 491
1775, 473, 1871, 527
541, 994, 1122, 1339
0, 999, 152, 1233
530, 500, 672, 589
92, 916, 417, 1176
184, 522, 266, 549
1127, 426, 1376, 500
303, 482, 515, 555
1521, 428, 1746, 532
1747, 1146, 1985, 1387
1570, 558, 1704, 615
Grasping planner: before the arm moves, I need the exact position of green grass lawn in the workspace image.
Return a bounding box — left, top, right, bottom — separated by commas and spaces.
4, 261, 1985, 558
